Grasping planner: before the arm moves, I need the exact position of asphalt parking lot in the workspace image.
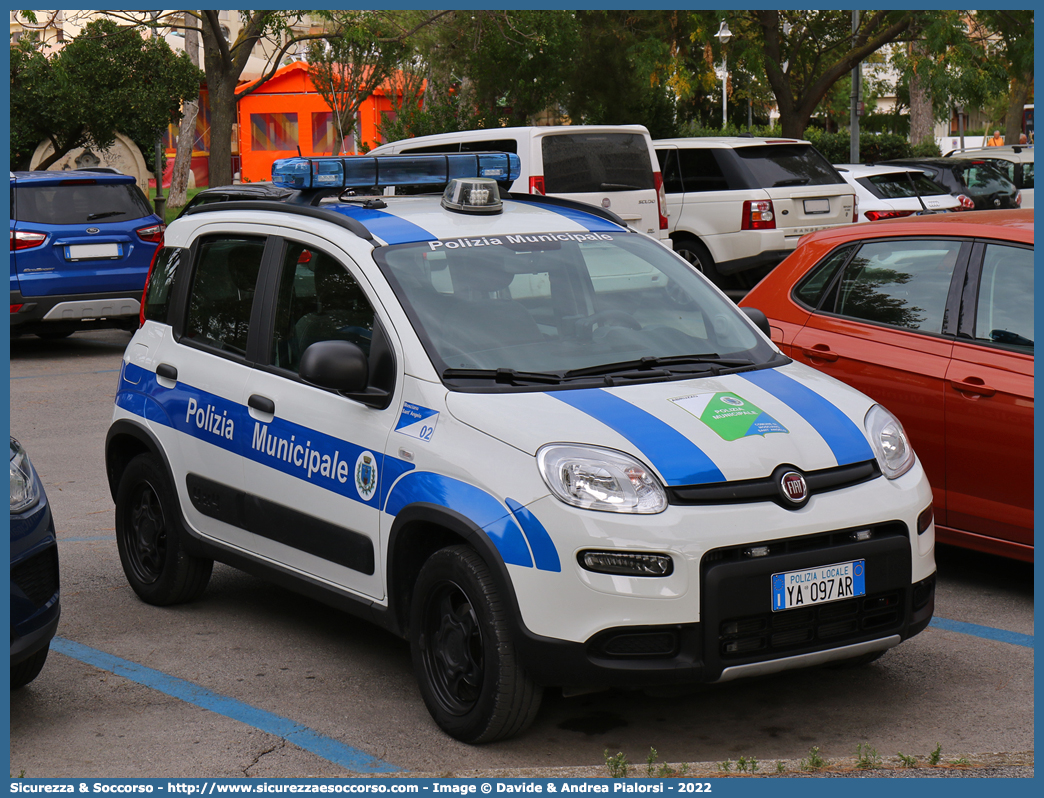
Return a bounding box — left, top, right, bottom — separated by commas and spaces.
8, 329, 1034, 779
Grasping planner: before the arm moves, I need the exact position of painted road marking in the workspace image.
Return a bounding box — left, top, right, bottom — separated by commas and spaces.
929, 617, 1034, 648
51, 638, 401, 774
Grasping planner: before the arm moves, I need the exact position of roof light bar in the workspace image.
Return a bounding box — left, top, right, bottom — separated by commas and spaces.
271, 152, 521, 191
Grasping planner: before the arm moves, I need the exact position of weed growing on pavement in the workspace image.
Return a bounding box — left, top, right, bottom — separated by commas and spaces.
775, 761, 786, 774
735, 756, 758, 773
646, 748, 658, 777
950, 757, 970, 766
718, 758, 732, 773
801, 746, 827, 771
855, 743, 881, 770
897, 752, 918, 768
927, 744, 943, 766
604, 750, 629, 778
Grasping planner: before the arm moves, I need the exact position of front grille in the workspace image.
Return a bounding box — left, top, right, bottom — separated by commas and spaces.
719, 589, 904, 659
703, 521, 908, 567
12, 544, 60, 608
669, 460, 880, 508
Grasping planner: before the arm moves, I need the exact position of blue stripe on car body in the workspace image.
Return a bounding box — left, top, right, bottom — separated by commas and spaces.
739, 368, 874, 466
383, 472, 534, 568
548, 388, 726, 486
326, 206, 438, 245
505, 498, 561, 572
512, 200, 627, 233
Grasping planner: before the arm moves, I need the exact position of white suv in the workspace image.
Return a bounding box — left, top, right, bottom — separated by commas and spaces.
105, 152, 936, 743
369, 125, 669, 242
655, 137, 856, 294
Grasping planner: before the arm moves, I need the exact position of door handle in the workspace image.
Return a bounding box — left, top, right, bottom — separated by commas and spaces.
248, 394, 275, 414
156, 363, 178, 381
949, 377, 996, 397
800, 344, 839, 363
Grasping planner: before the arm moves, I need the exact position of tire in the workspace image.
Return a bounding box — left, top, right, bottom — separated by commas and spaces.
673, 237, 720, 284
410, 545, 542, 743
115, 453, 212, 606
11, 645, 50, 689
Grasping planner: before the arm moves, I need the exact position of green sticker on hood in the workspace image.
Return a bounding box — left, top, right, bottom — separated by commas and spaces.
671, 392, 789, 442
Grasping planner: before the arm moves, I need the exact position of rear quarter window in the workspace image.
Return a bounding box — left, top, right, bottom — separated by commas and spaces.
142, 248, 183, 324
857, 173, 950, 199
734, 144, 844, 188
542, 133, 654, 193
14, 182, 153, 225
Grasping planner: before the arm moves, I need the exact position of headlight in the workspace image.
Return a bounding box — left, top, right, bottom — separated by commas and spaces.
537, 444, 667, 513
10, 437, 41, 513
864, 405, 915, 479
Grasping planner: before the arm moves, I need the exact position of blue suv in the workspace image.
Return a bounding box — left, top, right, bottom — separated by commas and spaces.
10, 170, 164, 338
10, 437, 61, 689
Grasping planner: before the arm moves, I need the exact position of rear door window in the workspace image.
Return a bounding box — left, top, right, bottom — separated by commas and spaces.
857, 172, 950, 199
734, 144, 844, 187
677, 148, 730, 192
14, 182, 153, 225
541, 133, 654, 193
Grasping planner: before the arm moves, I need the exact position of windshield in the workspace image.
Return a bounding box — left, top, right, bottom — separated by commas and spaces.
375, 232, 778, 388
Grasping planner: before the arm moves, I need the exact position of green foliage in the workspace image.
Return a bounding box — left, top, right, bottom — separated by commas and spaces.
854, 743, 882, 770
897, 752, 918, 768
927, 743, 943, 766
911, 140, 942, 158
645, 748, 658, 777
804, 129, 913, 164
775, 761, 786, 774
604, 750, 629, 779
800, 746, 827, 771
10, 18, 202, 170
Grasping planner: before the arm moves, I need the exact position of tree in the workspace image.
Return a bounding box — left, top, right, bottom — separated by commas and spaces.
168, 22, 200, 209
975, 11, 1034, 142
307, 12, 408, 155
10, 18, 202, 171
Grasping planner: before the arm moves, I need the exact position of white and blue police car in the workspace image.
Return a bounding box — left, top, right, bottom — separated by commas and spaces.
105, 153, 936, 743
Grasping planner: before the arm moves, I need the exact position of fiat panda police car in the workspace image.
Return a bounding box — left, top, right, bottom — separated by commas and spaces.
105, 153, 936, 744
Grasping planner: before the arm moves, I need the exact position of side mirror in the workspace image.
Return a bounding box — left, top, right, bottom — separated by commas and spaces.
740, 306, 772, 339
299, 340, 369, 393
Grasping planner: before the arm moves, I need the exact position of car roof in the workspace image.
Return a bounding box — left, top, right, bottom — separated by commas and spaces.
11, 169, 135, 185
379, 124, 650, 144
653, 136, 811, 148
796, 208, 1033, 247
944, 145, 1033, 160
174, 192, 630, 248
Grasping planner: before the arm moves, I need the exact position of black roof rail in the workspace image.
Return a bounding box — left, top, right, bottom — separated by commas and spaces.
181, 200, 376, 243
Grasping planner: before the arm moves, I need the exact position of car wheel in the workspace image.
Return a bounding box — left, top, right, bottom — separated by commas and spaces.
115, 453, 212, 606
11, 645, 50, 689
410, 545, 542, 743
672, 237, 728, 295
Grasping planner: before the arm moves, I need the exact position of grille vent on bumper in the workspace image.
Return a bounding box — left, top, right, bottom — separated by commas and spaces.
587, 627, 681, 659
12, 544, 60, 608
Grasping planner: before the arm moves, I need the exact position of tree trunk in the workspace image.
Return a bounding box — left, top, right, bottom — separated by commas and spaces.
167, 23, 200, 208
908, 41, 934, 147
1004, 76, 1031, 144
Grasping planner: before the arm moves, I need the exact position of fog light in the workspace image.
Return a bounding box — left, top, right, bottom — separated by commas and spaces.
578, 550, 673, 576
744, 545, 770, 558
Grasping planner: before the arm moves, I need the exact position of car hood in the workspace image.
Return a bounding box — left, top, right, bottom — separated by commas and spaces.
445, 362, 878, 487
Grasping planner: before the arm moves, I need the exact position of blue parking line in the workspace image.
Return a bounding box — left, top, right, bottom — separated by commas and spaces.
51, 638, 402, 774
930, 617, 1034, 648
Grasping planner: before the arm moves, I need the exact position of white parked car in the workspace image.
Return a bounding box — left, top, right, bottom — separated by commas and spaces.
369, 125, 670, 242
835, 163, 961, 222
105, 152, 936, 744
654, 137, 856, 295
943, 145, 1034, 209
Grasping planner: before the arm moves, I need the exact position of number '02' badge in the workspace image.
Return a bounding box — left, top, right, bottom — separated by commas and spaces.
355, 451, 378, 501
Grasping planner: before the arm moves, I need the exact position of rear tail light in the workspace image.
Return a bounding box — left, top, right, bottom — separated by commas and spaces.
135, 222, 165, 245
10, 230, 47, 251
11, 304, 24, 314
529, 175, 545, 195
139, 246, 163, 328
863, 210, 917, 221
852, 195, 858, 223
653, 171, 669, 230
741, 199, 775, 230
956, 194, 975, 211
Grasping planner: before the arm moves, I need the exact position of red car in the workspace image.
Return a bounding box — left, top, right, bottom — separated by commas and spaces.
741, 210, 1033, 561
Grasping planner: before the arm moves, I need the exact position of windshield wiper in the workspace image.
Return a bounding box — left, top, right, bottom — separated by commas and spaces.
600, 183, 643, 190
564, 354, 754, 379
441, 367, 564, 385
772, 178, 810, 187
86, 211, 127, 220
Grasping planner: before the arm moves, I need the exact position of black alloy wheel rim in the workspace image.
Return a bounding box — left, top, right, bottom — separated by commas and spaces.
421, 580, 485, 716
125, 480, 167, 585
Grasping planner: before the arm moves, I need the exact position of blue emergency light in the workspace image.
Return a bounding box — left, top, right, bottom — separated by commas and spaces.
271, 152, 521, 191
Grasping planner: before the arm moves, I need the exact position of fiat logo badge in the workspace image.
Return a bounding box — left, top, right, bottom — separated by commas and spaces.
86, 227, 100, 234
780, 471, 808, 504
601, 198, 611, 209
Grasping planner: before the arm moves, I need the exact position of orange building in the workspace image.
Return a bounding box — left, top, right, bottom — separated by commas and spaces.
163, 61, 408, 187
235, 61, 402, 183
